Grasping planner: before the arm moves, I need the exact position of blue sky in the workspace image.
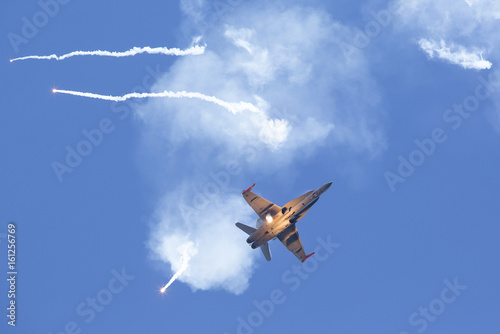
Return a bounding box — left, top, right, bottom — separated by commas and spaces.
2, 0, 500, 333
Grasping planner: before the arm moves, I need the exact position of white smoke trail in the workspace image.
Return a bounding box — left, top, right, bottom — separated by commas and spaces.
52, 88, 262, 114
10, 45, 205, 62
160, 243, 196, 293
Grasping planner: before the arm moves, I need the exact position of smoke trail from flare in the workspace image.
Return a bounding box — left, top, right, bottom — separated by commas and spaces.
160, 256, 189, 293
52, 88, 261, 114
10, 45, 205, 62
160, 243, 196, 293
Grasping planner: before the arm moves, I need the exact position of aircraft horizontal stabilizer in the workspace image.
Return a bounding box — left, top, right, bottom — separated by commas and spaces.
235, 222, 257, 235
260, 242, 271, 261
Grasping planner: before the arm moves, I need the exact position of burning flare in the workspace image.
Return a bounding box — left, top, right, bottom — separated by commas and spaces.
160, 242, 196, 294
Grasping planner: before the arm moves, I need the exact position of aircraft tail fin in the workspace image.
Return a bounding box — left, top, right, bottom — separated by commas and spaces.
260, 242, 272, 261
235, 222, 257, 235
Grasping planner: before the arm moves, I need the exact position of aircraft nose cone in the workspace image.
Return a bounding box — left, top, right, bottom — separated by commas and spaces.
317, 181, 332, 194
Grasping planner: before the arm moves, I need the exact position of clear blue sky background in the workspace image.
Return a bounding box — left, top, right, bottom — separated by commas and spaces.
1, 0, 500, 333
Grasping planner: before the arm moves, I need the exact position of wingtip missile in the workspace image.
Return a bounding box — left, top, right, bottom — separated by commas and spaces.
242, 183, 255, 194
302, 252, 315, 263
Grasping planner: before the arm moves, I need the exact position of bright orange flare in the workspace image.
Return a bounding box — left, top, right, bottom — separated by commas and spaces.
159, 247, 193, 294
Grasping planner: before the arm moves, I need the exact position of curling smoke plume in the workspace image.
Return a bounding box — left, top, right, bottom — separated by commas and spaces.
160, 242, 196, 293
10, 45, 205, 62
52, 88, 261, 114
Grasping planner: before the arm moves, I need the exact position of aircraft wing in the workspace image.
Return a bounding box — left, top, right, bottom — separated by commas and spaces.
282, 190, 314, 210
242, 185, 281, 221
277, 224, 314, 262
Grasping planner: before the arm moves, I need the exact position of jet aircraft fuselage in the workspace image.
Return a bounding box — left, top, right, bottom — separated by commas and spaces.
246, 182, 332, 249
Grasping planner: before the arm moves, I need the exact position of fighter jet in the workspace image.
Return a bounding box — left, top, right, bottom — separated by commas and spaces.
236, 181, 332, 263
